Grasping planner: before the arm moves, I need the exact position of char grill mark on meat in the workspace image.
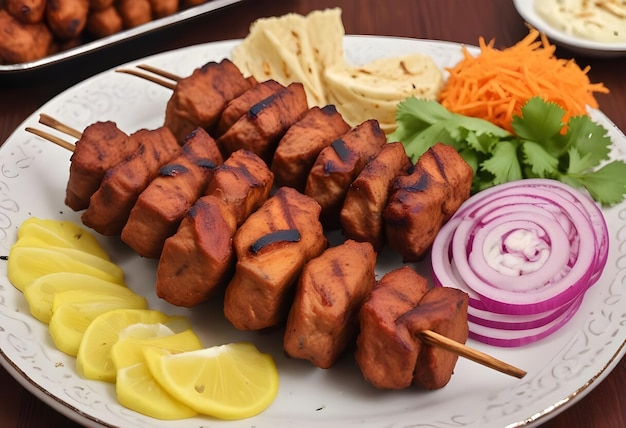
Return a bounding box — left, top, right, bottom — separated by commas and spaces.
271, 105, 351, 192
384, 142, 473, 261
340, 142, 413, 251
65, 121, 137, 211
305, 119, 386, 229
121, 127, 223, 258
355, 266, 429, 389
216, 79, 285, 137
164, 59, 254, 142
204, 149, 274, 227
224, 187, 327, 331
217, 82, 309, 164
399, 287, 469, 390
156, 195, 237, 307
81, 126, 180, 236
284, 239, 376, 369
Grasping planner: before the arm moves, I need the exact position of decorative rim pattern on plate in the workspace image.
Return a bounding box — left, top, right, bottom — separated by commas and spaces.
0, 36, 624, 428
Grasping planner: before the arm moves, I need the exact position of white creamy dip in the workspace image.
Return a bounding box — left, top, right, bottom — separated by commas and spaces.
535, 0, 626, 43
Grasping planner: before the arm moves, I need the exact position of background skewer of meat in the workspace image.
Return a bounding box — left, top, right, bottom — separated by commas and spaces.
271, 104, 351, 193
156, 148, 274, 307
305, 118, 386, 228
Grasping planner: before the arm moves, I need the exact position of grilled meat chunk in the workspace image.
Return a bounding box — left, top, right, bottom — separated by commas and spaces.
81, 126, 179, 236
204, 149, 273, 227
284, 239, 376, 369
305, 119, 386, 228
216, 79, 284, 136
121, 128, 222, 258
384, 143, 473, 261
271, 105, 350, 192
400, 287, 469, 390
164, 59, 253, 142
340, 142, 413, 251
355, 266, 429, 389
65, 121, 137, 211
217, 82, 309, 163
224, 187, 327, 331
156, 195, 237, 307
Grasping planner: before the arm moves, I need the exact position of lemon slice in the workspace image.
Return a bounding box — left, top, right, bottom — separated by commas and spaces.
16, 218, 110, 260
116, 362, 198, 420
143, 343, 279, 420
48, 290, 148, 356
76, 309, 186, 383
8, 246, 125, 292
112, 326, 203, 370
24, 272, 135, 324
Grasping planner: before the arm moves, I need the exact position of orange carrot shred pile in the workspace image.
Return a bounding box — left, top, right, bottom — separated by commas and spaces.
438, 29, 609, 132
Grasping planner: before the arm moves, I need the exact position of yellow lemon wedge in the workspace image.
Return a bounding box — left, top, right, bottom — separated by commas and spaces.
116, 362, 198, 420
24, 272, 136, 324
143, 343, 279, 420
8, 246, 125, 292
16, 217, 110, 260
48, 290, 148, 356
76, 309, 185, 383
112, 326, 203, 370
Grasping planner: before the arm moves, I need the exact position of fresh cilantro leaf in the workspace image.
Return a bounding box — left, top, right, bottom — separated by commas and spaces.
564, 115, 612, 168
521, 141, 559, 177
562, 161, 626, 205
480, 140, 522, 185
512, 97, 565, 143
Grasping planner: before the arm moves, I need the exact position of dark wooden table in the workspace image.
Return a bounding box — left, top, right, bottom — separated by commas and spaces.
0, 1, 624, 427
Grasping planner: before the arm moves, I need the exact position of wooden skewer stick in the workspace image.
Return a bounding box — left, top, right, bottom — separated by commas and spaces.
136, 64, 182, 82
25, 127, 75, 152
419, 329, 527, 379
38, 113, 82, 139
116, 68, 177, 90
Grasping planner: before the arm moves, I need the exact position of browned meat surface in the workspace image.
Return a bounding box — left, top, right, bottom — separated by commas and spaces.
164, 59, 253, 142
399, 287, 469, 390
121, 128, 223, 258
81, 126, 179, 236
156, 195, 237, 307
217, 82, 309, 163
204, 149, 273, 227
271, 105, 350, 192
340, 142, 413, 251
305, 119, 386, 228
224, 187, 327, 331
46, 0, 89, 40
355, 266, 429, 389
384, 143, 473, 261
0, 9, 53, 65
216, 79, 284, 136
7, 0, 46, 24
65, 121, 136, 211
284, 239, 376, 369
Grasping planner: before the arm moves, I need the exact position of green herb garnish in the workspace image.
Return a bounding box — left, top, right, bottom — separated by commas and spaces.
389, 97, 626, 205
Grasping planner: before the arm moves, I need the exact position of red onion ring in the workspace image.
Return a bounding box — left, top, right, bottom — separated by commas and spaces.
431, 178, 609, 347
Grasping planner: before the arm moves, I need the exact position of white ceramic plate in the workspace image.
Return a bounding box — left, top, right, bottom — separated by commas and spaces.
0, 36, 624, 428
513, 0, 626, 57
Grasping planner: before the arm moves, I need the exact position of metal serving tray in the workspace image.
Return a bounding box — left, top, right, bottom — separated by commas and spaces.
0, 0, 246, 74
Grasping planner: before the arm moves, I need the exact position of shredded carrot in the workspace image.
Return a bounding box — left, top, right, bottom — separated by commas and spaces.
438, 29, 609, 132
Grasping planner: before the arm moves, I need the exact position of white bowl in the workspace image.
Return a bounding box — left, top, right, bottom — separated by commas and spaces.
513, 0, 626, 57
